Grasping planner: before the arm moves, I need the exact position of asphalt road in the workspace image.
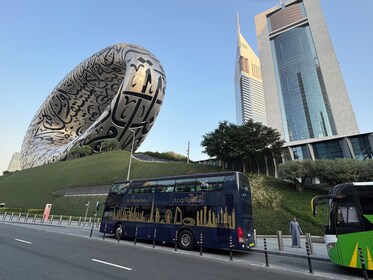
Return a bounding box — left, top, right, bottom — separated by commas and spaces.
0, 222, 369, 280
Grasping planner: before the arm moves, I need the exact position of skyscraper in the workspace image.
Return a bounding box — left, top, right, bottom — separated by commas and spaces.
235, 16, 267, 125
255, 0, 359, 142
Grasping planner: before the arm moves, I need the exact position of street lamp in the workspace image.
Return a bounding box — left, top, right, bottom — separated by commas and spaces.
126, 129, 136, 181
84, 201, 90, 227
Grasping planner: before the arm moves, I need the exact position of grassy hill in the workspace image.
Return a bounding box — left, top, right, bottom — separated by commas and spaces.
0, 151, 327, 235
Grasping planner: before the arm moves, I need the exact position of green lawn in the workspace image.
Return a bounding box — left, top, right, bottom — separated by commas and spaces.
0, 151, 327, 235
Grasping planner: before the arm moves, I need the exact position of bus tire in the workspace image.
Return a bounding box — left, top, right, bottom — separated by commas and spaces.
114, 224, 124, 240
178, 230, 194, 250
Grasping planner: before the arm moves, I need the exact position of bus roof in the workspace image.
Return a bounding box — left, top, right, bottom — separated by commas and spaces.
113, 171, 242, 184
330, 182, 373, 195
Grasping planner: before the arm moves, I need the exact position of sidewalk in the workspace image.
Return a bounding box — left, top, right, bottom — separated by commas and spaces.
253, 235, 329, 261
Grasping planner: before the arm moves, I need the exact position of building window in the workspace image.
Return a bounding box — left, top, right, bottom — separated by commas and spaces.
350, 135, 373, 160
292, 145, 311, 160
313, 140, 344, 159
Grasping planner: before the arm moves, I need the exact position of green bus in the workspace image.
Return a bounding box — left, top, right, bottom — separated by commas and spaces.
311, 182, 373, 270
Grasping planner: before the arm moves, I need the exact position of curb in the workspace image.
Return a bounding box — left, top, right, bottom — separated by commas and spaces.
250, 248, 330, 262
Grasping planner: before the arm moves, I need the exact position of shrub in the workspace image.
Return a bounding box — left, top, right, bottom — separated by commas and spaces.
0, 207, 22, 213
250, 176, 282, 210
27, 209, 44, 214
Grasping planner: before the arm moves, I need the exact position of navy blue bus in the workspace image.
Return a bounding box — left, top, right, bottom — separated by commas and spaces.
99, 171, 255, 250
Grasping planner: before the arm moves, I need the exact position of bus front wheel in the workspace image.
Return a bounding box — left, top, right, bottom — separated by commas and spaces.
114, 224, 124, 240
178, 230, 194, 250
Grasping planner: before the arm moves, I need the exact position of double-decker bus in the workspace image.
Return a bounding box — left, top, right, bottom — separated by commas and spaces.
311, 182, 373, 270
99, 171, 255, 250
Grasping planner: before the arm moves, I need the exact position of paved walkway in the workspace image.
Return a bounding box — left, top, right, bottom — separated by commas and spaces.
254, 235, 328, 261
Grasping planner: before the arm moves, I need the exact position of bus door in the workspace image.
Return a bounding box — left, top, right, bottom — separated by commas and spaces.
333, 186, 364, 267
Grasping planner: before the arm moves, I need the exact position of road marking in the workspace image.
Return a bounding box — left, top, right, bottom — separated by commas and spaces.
15, 238, 32, 244
91, 259, 132, 271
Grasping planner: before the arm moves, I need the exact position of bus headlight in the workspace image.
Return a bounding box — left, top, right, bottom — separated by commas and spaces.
326, 242, 336, 256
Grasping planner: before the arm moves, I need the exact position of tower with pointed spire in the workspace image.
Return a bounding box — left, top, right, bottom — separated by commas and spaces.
234, 14, 267, 125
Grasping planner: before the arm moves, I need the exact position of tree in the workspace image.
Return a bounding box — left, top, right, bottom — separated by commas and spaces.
278, 160, 314, 192
313, 159, 363, 186
201, 120, 283, 173
201, 121, 239, 170
101, 139, 119, 152
238, 120, 284, 174
69, 145, 93, 159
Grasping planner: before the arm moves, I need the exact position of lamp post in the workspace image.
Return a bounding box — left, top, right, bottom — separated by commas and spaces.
84, 201, 90, 226
126, 129, 136, 181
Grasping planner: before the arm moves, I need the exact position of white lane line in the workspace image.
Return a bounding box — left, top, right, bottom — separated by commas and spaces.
91, 259, 132, 271
15, 238, 32, 244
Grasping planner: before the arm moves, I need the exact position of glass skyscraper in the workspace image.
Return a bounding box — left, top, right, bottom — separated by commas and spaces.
255, 0, 359, 142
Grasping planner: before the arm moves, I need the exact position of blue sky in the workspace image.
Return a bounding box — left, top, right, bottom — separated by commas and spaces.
0, 0, 372, 172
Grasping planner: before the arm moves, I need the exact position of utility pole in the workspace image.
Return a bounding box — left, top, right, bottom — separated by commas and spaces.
126, 129, 136, 181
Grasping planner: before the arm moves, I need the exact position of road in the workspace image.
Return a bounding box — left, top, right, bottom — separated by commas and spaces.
0, 222, 369, 280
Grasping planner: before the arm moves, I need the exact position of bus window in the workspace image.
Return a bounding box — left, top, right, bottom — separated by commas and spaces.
175, 178, 196, 192
140, 181, 157, 193
110, 183, 129, 194
337, 205, 359, 224
334, 185, 363, 234
196, 176, 224, 191
356, 186, 373, 215
157, 180, 175, 192
356, 185, 373, 230
128, 182, 143, 194
238, 174, 250, 191
223, 174, 236, 190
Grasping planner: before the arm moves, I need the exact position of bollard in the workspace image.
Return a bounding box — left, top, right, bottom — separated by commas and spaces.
89, 216, 96, 238
134, 226, 138, 245
2, 212, 7, 221
10, 212, 14, 221
229, 235, 233, 261
88, 217, 92, 227
264, 238, 270, 267
50, 215, 54, 224
277, 231, 284, 251
153, 228, 157, 248
77, 217, 82, 227
305, 242, 314, 274
253, 228, 257, 246
59, 215, 63, 225
358, 247, 369, 280
96, 218, 101, 228
33, 214, 37, 223
305, 233, 314, 255
103, 224, 107, 240
174, 231, 178, 252
200, 233, 203, 256
17, 213, 22, 222
24, 213, 29, 223
68, 216, 72, 226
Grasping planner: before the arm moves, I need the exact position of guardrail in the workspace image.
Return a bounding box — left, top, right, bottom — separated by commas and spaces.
0, 212, 101, 229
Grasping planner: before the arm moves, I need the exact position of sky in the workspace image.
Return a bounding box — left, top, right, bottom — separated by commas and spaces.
0, 0, 372, 173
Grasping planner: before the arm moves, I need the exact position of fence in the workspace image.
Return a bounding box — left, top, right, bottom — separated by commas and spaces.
0, 211, 101, 229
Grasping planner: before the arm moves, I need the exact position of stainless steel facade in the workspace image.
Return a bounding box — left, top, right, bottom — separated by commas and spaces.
20, 44, 166, 169
255, 0, 359, 142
